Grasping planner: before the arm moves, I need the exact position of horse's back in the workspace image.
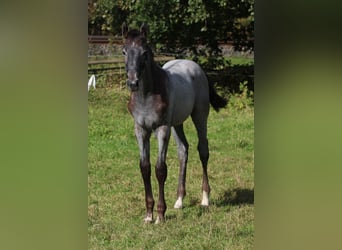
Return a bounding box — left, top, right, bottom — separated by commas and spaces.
163, 59, 207, 82
163, 59, 210, 125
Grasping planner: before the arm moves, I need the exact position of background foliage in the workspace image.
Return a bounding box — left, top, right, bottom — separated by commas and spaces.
88, 0, 254, 55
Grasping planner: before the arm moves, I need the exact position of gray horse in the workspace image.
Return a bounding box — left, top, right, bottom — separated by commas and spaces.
122, 23, 227, 223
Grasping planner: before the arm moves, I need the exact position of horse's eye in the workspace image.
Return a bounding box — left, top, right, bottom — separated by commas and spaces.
122, 49, 127, 56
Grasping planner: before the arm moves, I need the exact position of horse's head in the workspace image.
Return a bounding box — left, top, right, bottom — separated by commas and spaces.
122, 22, 151, 91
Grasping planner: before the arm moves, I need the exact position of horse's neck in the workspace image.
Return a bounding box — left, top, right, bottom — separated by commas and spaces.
129, 59, 169, 124
138, 60, 164, 98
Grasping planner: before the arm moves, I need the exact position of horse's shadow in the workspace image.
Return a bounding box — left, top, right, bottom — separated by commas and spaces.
214, 188, 254, 207
184, 187, 254, 208
164, 188, 254, 221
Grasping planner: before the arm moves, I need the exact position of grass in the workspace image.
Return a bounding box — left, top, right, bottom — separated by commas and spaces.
88, 74, 254, 249
227, 56, 254, 66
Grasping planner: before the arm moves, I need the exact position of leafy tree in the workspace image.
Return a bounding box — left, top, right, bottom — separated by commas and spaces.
88, 0, 128, 35
88, 0, 254, 68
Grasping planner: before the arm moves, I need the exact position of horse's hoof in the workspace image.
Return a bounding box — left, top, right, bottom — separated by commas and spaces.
144, 215, 153, 223
155, 216, 164, 224
201, 201, 209, 206
201, 191, 209, 206
174, 197, 183, 209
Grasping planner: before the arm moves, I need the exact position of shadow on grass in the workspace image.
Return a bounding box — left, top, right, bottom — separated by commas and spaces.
215, 188, 254, 206
207, 64, 254, 94
163, 188, 254, 221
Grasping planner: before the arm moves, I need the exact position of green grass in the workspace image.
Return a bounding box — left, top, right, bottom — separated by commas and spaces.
227, 56, 254, 66
88, 77, 254, 249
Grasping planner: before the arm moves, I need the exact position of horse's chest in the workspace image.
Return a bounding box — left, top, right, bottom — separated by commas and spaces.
128, 95, 168, 130
134, 107, 160, 128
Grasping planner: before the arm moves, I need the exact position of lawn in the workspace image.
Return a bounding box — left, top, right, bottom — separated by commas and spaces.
88, 72, 254, 249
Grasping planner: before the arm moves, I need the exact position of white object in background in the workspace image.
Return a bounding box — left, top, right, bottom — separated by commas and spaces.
88, 74, 96, 91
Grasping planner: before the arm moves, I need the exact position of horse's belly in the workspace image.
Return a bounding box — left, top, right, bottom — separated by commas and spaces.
170, 87, 195, 126
164, 59, 208, 126
171, 106, 192, 126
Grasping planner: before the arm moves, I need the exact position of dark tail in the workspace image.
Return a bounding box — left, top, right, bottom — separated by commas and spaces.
209, 82, 228, 112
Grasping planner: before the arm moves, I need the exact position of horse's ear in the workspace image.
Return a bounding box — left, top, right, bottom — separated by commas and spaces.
140, 23, 149, 39
122, 22, 129, 39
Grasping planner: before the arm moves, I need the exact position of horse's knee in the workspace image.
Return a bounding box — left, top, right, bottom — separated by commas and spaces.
155, 162, 167, 183
140, 160, 151, 178
197, 141, 209, 164
178, 143, 189, 161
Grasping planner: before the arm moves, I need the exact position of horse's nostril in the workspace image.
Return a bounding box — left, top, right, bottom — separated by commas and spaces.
127, 79, 138, 85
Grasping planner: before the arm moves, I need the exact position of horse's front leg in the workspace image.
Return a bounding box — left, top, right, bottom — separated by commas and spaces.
155, 125, 171, 224
135, 123, 154, 223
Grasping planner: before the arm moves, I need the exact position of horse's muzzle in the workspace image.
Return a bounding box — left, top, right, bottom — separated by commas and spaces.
126, 69, 139, 91
127, 79, 139, 91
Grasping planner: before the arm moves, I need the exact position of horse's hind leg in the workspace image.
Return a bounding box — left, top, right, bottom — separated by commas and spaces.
191, 112, 210, 207
172, 124, 189, 209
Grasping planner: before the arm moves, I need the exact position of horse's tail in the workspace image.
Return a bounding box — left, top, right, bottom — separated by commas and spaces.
209, 82, 228, 112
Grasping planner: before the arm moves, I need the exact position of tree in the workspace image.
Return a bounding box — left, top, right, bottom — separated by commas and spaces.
88, 0, 254, 65
88, 0, 128, 36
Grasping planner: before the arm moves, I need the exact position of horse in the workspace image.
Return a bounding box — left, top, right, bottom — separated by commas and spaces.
122, 22, 227, 223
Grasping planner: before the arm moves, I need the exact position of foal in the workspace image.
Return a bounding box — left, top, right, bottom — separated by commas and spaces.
122, 23, 227, 223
